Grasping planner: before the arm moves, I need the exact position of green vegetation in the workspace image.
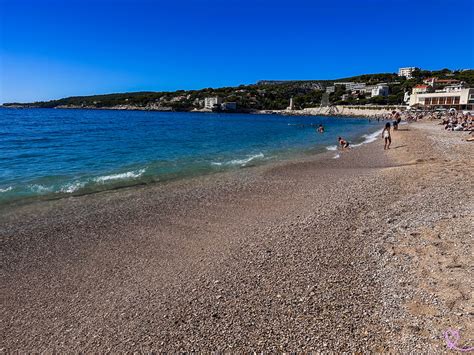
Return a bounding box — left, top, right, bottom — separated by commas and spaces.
334, 72, 399, 84
4, 69, 473, 111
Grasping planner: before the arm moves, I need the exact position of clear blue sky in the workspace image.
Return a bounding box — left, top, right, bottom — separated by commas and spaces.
1, 0, 473, 103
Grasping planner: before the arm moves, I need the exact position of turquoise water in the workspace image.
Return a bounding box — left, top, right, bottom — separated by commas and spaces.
0, 108, 382, 205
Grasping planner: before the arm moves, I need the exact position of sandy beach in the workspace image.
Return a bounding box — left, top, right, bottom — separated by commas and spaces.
1, 121, 472, 352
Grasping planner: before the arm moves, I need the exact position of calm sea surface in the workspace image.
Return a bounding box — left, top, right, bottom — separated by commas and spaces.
0, 108, 383, 205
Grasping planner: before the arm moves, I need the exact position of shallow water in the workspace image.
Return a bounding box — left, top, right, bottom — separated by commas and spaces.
0, 108, 382, 204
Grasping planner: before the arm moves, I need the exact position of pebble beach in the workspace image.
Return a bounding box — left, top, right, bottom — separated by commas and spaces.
1, 120, 472, 352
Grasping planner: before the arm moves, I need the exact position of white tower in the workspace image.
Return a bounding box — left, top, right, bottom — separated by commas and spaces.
288, 97, 294, 110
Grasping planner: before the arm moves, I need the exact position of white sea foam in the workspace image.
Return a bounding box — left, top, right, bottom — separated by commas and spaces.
352, 129, 383, 147
28, 184, 53, 193
325, 145, 338, 151
0, 186, 13, 193
363, 129, 383, 144
93, 169, 146, 183
212, 153, 264, 167
59, 181, 86, 193
229, 153, 265, 166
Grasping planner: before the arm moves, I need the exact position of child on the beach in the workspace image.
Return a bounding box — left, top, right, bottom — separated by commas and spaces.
382, 122, 391, 150
338, 137, 349, 149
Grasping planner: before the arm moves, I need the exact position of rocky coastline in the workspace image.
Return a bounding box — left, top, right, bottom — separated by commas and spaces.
2, 103, 407, 118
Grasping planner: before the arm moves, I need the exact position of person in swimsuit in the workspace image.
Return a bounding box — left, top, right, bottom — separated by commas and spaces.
317, 124, 324, 133
338, 137, 349, 149
382, 122, 391, 150
393, 111, 400, 130
393, 120, 398, 130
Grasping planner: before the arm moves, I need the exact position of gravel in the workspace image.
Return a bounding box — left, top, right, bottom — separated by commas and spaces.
1, 121, 472, 352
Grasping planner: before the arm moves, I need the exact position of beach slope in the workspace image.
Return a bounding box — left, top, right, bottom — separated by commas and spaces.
1, 121, 472, 352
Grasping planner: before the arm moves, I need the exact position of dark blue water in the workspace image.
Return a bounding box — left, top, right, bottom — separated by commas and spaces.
0, 108, 382, 204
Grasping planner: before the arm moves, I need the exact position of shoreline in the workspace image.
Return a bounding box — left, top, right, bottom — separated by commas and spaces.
1, 121, 472, 352
0, 119, 383, 209
0, 136, 365, 214
1, 104, 406, 119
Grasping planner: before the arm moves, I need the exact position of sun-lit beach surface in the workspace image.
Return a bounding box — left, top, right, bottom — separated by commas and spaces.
2, 117, 472, 352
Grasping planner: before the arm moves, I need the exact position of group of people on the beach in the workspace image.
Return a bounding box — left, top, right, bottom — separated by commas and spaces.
379, 108, 473, 132
440, 113, 473, 132
331, 108, 474, 151
324, 112, 399, 151
314, 115, 396, 151
398, 109, 473, 129
395, 108, 473, 141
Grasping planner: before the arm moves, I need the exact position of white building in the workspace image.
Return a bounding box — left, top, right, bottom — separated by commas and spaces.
221, 102, 237, 111
412, 84, 430, 94
398, 67, 416, 79
326, 86, 335, 93
409, 87, 474, 110
336, 82, 366, 91
444, 84, 465, 92
423, 77, 461, 88
371, 84, 389, 97
204, 97, 222, 109
363, 85, 375, 94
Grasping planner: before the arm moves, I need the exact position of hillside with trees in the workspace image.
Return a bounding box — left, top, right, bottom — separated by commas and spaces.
3, 69, 473, 111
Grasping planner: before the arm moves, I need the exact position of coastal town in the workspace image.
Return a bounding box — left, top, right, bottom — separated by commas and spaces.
3, 67, 473, 117
252, 67, 474, 116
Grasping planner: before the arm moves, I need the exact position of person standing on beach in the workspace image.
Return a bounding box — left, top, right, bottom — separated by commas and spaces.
382, 122, 391, 150
392, 111, 401, 130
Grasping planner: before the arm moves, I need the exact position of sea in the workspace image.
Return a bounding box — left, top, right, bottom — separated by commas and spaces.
0, 108, 383, 205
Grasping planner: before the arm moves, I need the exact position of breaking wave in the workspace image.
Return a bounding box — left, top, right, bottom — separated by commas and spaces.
352, 129, 383, 147
28, 184, 54, 194
212, 153, 265, 167
93, 169, 146, 183
59, 181, 87, 193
